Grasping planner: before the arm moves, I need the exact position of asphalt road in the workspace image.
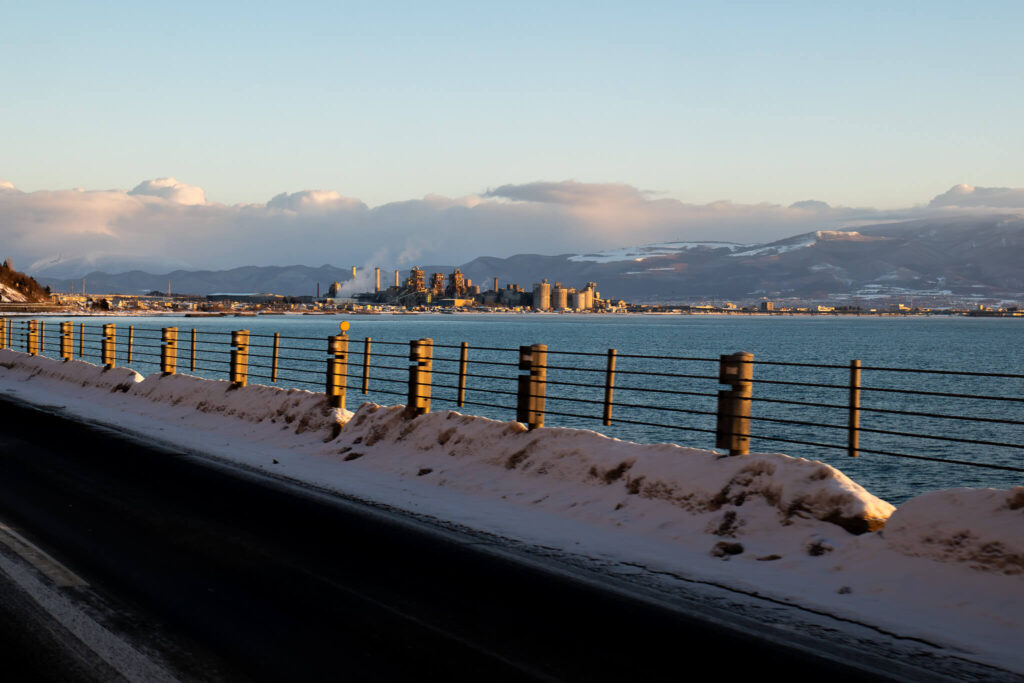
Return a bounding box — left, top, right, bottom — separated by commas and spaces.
0, 395, 904, 682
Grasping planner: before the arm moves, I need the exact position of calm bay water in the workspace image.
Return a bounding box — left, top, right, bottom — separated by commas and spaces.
30, 313, 1024, 503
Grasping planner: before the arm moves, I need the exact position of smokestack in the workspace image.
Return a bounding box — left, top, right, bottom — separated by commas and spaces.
493, 277, 498, 292
351, 266, 357, 280
395, 270, 400, 287
317, 282, 320, 298
374, 267, 380, 293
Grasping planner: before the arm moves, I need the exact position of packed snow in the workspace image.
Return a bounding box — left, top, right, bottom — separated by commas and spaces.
1, 349, 1022, 676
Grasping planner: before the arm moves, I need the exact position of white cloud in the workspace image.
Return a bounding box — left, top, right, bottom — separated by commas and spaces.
928, 184, 1024, 209
267, 190, 366, 213
128, 177, 207, 205
1, 177, 1017, 277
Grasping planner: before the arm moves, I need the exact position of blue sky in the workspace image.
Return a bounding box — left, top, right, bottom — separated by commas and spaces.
3, 1, 1022, 209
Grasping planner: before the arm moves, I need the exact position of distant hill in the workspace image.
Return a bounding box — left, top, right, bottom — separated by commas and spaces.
460, 214, 1024, 301
35, 214, 1024, 301
39, 264, 455, 298
0, 259, 51, 303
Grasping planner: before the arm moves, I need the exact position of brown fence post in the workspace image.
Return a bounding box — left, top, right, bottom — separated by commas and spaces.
127, 325, 134, 364
848, 359, 861, 457
27, 320, 39, 355
271, 332, 280, 382
230, 330, 250, 387
405, 338, 433, 418
190, 328, 197, 372
101, 324, 116, 369
517, 343, 547, 429
716, 351, 753, 455
78, 322, 84, 357
457, 341, 469, 407
603, 348, 617, 426
40, 321, 45, 354
60, 322, 73, 361
161, 327, 178, 375
0, 318, 6, 349
326, 322, 350, 409
361, 336, 371, 394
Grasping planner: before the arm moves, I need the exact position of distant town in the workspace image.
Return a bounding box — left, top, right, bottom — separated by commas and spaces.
5, 264, 1020, 317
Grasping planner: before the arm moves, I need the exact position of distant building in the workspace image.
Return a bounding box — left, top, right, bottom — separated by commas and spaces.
551, 283, 569, 309
532, 279, 551, 311
406, 267, 426, 293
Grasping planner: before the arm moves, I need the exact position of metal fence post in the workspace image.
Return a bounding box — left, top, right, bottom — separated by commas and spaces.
78, 322, 84, 357
40, 321, 45, 354
457, 341, 469, 407
101, 324, 116, 369
603, 348, 617, 426
848, 359, 861, 457
127, 325, 134, 364
60, 322, 73, 361
161, 327, 178, 375
326, 322, 349, 409
190, 328, 197, 372
405, 338, 433, 418
27, 320, 38, 355
230, 330, 250, 387
362, 336, 372, 394
517, 343, 547, 429
271, 332, 280, 382
1, 318, 8, 349
716, 351, 753, 455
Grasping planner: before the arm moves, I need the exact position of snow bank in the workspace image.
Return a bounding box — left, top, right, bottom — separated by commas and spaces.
338, 403, 893, 535
0, 351, 143, 392
0, 349, 347, 439
130, 372, 345, 438
884, 487, 1024, 574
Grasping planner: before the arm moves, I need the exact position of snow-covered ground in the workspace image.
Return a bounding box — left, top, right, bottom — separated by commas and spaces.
1, 349, 1022, 677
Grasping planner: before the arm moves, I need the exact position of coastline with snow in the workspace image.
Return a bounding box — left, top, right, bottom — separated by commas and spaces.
0, 348, 1021, 676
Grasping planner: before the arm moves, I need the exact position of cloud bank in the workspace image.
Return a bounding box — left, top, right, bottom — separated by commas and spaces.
0, 178, 1021, 277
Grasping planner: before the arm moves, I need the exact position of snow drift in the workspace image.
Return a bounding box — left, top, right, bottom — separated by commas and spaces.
883, 487, 1024, 575
0, 350, 347, 439
337, 403, 893, 535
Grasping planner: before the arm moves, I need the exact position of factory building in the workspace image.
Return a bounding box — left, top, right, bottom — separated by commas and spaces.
532, 279, 551, 311
551, 282, 569, 310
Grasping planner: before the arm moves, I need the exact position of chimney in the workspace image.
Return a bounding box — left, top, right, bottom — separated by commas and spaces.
351, 266, 357, 280
493, 277, 498, 292
374, 267, 381, 293
395, 270, 400, 287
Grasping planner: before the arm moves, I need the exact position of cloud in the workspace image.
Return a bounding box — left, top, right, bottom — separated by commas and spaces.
267, 190, 366, 213
789, 200, 831, 212
1, 177, 1017, 278
928, 184, 1024, 209
484, 180, 649, 206
128, 177, 207, 205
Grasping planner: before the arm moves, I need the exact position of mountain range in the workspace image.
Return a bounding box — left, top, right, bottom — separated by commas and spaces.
36, 214, 1024, 302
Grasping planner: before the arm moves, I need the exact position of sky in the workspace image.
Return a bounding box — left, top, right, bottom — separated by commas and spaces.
2, 1, 1024, 274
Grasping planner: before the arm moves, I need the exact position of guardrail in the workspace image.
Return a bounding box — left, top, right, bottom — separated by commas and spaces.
1, 318, 1022, 478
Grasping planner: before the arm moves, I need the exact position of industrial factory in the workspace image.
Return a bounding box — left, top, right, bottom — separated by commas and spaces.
319, 267, 614, 311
